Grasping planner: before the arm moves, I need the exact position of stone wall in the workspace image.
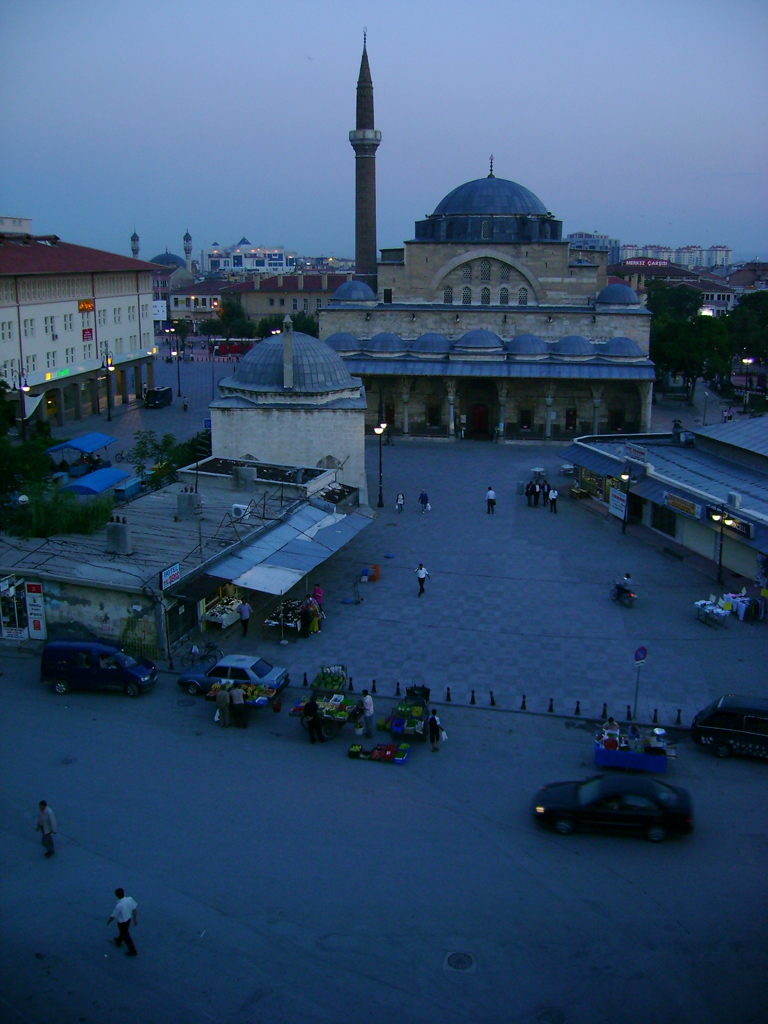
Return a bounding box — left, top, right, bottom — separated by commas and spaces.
211, 406, 368, 504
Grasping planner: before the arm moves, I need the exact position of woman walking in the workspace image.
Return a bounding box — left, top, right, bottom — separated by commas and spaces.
428, 708, 441, 752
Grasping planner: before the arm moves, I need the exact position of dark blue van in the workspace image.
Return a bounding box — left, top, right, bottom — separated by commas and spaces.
40, 641, 156, 697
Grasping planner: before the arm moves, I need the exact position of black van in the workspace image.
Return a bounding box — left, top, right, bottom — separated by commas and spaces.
691, 694, 768, 759
40, 641, 156, 697
144, 386, 173, 409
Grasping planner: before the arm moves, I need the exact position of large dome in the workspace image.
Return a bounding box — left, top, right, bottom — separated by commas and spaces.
433, 176, 549, 218
150, 250, 186, 269
231, 332, 357, 393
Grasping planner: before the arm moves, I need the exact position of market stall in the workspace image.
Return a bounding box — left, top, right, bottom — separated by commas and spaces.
206, 680, 280, 722
204, 596, 241, 629
261, 597, 304, 640
289, 692, 364, 740
385, 685, 430, 742
594, 723, 674, 774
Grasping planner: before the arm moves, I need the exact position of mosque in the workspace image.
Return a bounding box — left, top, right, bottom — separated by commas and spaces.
321, 40, 655, 440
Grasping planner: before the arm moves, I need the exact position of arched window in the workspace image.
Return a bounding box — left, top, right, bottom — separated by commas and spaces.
481, 287, 490, 305
443, 286, 453, 304
518, 287, 528, 306
499, 287, 509, 306
500, 265, 510, 282
480, 259, 491, 282
462, 265, 472, 283
481, 220, 491, 240
462, 286, 472, 305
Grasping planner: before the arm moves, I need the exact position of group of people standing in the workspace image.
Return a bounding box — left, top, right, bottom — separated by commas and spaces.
525, 478, 558, 513
214, 683, 249, 728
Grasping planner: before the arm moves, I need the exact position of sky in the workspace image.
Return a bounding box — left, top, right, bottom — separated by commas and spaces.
2, 0, 767, 264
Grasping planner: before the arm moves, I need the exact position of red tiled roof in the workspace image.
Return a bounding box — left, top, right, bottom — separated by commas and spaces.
222, 273, 350, 295
0, 235, 166, 276
169, 280, 225, 296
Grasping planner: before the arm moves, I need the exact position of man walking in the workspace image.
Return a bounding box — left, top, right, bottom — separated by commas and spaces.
549, 487, 558, 513
362, 688, 375, 738
542, 479, 550, 509
230, 682, 247, 728
415, 563, 430, 596
418, 489, 430, 514
36, 800, 56, 858
238, 598, 252, 638
303, 695, 325, 744
486, 486, 497, 514
215, 685, 231, 727
107, 887, 138, 957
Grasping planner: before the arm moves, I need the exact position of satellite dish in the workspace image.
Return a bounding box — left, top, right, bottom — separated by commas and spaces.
18, 494, 29, 505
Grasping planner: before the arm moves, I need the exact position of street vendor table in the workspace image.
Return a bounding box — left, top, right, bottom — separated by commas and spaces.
594, 743, 670, 774
206, 681, 278, 711
387, 685, 430, 742
694, 600, 728, 628
204, 598, 240, 629
290, 692, 363, 740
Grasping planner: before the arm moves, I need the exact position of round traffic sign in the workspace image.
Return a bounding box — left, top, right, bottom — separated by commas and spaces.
635, 646, 647, 663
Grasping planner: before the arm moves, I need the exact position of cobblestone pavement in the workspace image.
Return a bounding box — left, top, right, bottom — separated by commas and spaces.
45, 355, 761, 728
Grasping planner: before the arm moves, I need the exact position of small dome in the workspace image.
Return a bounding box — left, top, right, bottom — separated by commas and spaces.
455, 329, 503, 349
150, 250, 186, 269
324, 332, 361, 353
552, 335, 595, 357
232, 332, 356, 392
504, 333, 548, 356
410, 332, 451, 354
596, 283, 640, 305
332, 280, 377, 302
602, 336, 643, 358
368, 332, 406, 353
433, 176, 549, 217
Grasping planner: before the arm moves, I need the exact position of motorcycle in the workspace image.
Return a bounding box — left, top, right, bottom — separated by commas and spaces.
611, 580, 636, 608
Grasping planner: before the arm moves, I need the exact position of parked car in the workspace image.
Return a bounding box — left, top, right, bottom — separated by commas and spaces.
691, 694, 768, 759
144, 385, 173, 408
177, 654, 289, 697
532, 775, 693, 843
41, 640, 156, 697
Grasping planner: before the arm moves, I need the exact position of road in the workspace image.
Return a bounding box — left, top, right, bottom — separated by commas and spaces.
1, 655, 766, 1024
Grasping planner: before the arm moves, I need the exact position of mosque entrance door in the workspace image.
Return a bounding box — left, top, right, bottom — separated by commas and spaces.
469, 403, 490, 438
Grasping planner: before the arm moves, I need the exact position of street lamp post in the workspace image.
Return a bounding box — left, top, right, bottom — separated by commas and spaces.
11, 372, 31, 442
101, 346, 115, 422
374, 421, 387, 508
742, 356, 754, 410
710, 504, 734, 585
620, 465, 633, 535
211, 344, 219, 401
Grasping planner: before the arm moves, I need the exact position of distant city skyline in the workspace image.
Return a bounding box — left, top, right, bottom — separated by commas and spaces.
2, 0, 766, 263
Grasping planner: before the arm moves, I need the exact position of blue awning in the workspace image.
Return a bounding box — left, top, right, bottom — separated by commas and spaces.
63, 467, 129, 495
47, 432, 117, 456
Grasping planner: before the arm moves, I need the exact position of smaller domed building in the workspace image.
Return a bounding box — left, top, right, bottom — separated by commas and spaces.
210, 317, 368, 503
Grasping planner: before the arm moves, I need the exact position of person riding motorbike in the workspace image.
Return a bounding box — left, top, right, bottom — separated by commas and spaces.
615, 573, 632, 597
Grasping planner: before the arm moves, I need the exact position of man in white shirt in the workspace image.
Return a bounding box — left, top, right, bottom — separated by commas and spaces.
238, 599, 252, 638
415, 563, 430, 596
549, 487, 558, 513
486, 486, 497, 514
107, 887, 138, 956
36, 800, 56, 858
362, 688, 375, 738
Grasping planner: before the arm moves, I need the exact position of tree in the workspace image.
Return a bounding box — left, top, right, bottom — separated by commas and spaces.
726, 291, 768, 366
645, 281, 701, 323
650, 315, 730, 402
218, 297, 255, 340
255, 312, 319, 338
198, 320, 221, 344
171, 318, 192, 354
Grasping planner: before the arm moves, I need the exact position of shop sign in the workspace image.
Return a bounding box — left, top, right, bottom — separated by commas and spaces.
82, 328, 94, 341
159, 563, 181, 591
664, 492, 700, 519
609, 489, 627, 520
3, 626, 28, 640
625, 442, 647, 463
705, 506, 755, 540
78, 299, 95, 313
24, 582, 47, 639
623, 258, 669, 267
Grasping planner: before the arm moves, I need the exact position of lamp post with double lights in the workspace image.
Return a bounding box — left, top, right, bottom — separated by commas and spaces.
101, 345, 115, 422
710, 504, 735, 585
620, 464, 634, 535
374, 421, 387, 508
11, 371, 31, 441
742, 356, 754, 410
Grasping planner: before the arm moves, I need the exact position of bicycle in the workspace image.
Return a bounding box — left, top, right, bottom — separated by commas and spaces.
114, 450, 135, 464
180, 639, 223, 668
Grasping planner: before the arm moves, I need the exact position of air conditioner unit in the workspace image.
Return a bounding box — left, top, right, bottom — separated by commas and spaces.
232, 503, 251, 520
727, 491, 742, 509
52, 333, 58, 340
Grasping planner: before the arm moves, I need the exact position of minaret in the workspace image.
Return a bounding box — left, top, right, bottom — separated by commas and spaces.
349, 34, 381, 295
130, 230, 139, 259
183, 229, 192, 273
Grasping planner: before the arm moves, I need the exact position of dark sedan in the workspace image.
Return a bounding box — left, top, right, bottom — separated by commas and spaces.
532, 775, 693, 843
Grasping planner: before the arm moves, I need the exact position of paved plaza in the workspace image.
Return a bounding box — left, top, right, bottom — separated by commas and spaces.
44, 353, 759, 728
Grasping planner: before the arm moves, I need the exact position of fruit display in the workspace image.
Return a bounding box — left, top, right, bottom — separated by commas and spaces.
312, 665, 347, 692
208, 681, 276, 706
390, 685, 431, 741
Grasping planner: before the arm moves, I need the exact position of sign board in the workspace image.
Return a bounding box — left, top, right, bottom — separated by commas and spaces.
153, 300, 168, 322
204, 418, 212, 429
82, 328, 93, 341
623, 258, 670, 267
25, 581, 47, 640
625, 442, 647, 463
634, 647, 647, 664
609, 489, 627, 520
159, 563, 181, 591
78, 299, 95, 312
664, 492, 700, 519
